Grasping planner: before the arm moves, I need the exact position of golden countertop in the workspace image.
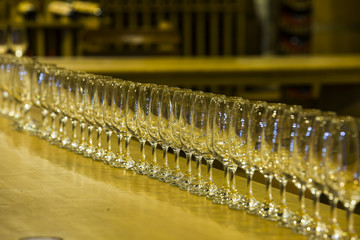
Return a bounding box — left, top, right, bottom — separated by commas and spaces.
0, 117, 358, 240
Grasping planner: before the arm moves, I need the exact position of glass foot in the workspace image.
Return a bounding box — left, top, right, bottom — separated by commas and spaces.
92, 148, 106, 161
291, 211, 314, 235
259, 200, 279, 222
168, 170, 184, 187
325, 223, 344, 240
103, 151, 116, 165
156, 167, 172, 183
212, 187, 232, 205
188, 177, 206, 196
204, 182, 218, 200
177, 173, 194, 191
277, 205, 295, 228
147, 164, 161, 179
228, 193, 245, 210
242, 195, 260, 215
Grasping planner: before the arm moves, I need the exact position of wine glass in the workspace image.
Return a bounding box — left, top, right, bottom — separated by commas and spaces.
275, 105, 302, 227
306, 112, 336, 238
326, 116, 360, 240
92, 75, 109, 161
12, 57, 36, 131
110, 80, 131, 168
177, 90, 199, 191
9, 25, 28, 57
188, 92, 216, 196
138, 83, 160, 178
125, 82, 145, 171
148, 85, 172, 181
211, 96, 238, 205
258, 103, 287, 221
102, 78, 120, 164
244, 101, 268, 215
291, 108, 321, 235
228, 97, 250, 209
30, 62, 56, 138
167, 89, 191, 186
82, 74, 97, 158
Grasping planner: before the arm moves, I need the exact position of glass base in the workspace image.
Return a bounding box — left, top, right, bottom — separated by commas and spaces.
307, 220, 329, 240
92, 148, 106, 161
75, 142, 88, 155
228, 193, 245, 210
277, 205, 295, 228
291, 211, 314, 235
188, 177, 206, 196
212, 187, 232, 205
82, 145, 96, 158
68, 140, 79, 152
168, 170, 184, 187
103, 151, 116, 165
177, 173, 194, 191
133, 161, 150, 175
259, 200, 279, 222
147, 164, 161, 179
325, 223, 344, 240
204, 182, 218, 200
242, 195, 260, 215
156, 167, 172, 183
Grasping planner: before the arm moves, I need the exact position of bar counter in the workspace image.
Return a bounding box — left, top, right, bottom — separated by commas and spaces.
1, 117, 359, 240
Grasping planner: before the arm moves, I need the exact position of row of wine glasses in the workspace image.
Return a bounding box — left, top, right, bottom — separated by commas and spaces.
0, 54, 359, 239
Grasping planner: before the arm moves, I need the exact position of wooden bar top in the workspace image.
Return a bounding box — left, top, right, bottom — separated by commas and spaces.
0, 117, 358, 240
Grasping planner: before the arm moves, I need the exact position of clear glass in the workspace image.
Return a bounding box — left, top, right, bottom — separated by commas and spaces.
82, 74, 96, 158
326, 116, 360, 240
291, 109, 320, 235
275, 105, 302, 227
228, 98, 250, 209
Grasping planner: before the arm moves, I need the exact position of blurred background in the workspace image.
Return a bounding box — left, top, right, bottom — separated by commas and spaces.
1, 0, 360, 115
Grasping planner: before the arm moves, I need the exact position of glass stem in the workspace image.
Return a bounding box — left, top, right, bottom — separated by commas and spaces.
313, 190, 321, 221
245, 167, 254, 197
50, 112, 57, 137
106, 129, 112, 153
298, 184, 307, 215
40, 109, 48, 136
173, 148, 181, 172
346, 203, 356, 237
87, 124, 94, 147
206, 158, 214, 184
280, 179, 287, 206
223, 162, 230, 189
195, 155, 202, 179
229, 165, 238, 192
151, 143, 157, 166
264, 173, 273, 201
185, 152, 192, 176
79, 122, 86, 146
162, 145, 169, 169
329, 196, 339, 226
124, 135, 131, 160
71, 119, 77, 142
117, 132, 123, 157
139, 140, 146, 164
96, 126, 102, 149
